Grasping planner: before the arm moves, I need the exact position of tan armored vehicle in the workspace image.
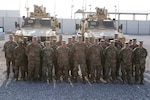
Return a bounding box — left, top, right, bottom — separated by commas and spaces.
14, 5, 60, 42
76, 7, 125, 43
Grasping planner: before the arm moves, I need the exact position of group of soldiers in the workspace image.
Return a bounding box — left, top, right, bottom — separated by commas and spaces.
3, 34, 148, 85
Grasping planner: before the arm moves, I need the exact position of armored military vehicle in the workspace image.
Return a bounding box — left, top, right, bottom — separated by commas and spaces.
76, 7, 125, 43
14, 5, 60, 42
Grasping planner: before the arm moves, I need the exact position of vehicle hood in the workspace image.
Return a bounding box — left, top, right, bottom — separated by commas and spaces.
89, 29, 124, 38
15, 28, 56, 37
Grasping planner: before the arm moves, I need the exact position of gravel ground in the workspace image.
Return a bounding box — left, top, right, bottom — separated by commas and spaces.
0, 35, 150, 100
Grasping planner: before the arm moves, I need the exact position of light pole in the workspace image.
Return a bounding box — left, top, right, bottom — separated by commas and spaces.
71, 5, 74, 19
114, 5, 117, 20
89, 4, 91, 15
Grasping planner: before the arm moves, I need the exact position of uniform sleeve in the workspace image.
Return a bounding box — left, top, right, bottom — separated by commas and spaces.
3, 42, 7, 58
25, 44, 30, 56
14, 47, 17, 59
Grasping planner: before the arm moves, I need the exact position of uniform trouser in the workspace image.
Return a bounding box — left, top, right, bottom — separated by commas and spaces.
28, 61, 40, 81
86, 59, 90, 78
53, 60, 58, 79
6, 58, 15, 77
39, 60, 43, 80
73, 60, 87, 80
90, 63, 102, 81
42, 63, 53, 81
57, 64, 69, 81
104, 63, 116, 81
116, 62, 120, 77
121, 64, 132, 83
69, 59, 74, 78
131, 63, 135, 76
135, 64, 145, 82
15, 62, 25, 79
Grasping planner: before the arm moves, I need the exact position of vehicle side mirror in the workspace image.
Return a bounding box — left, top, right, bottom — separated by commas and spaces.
58, 23, 61, 29
15, 22, 18, 28
118, 24, 123, 32
76, 24, 79, 30
22, 16, 25, 20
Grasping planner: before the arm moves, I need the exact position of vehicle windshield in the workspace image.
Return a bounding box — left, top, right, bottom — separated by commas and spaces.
23, 18, 51, 27
0, 27, 4, 32
88, 20, 115, 29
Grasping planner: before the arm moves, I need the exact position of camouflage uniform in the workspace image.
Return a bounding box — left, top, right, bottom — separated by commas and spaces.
23, 37, 29, 78
130, 39, 138, 76
4, 39, 17, 79
66, 38, 74, 78
26, 42, 42, 81
42, 46, 54, 82
14, 41, 26, 80
119, 44, 133, 84
85, 38, 93, 79
114, 39, 122, 78
56, 35, 62, 46
51, 40, 58, 79
104, 41, 118, 82
38, 40, 45, 80
71, 38, 87, 82
133, 43, 147, 84
88, 41, 103, 82
56, 44, 71, 82
100, 39, 109, 79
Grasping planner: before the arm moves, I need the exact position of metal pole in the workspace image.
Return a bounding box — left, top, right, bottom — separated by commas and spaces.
114, 5, 117, 20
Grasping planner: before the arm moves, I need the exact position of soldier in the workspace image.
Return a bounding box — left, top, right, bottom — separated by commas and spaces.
84, 37, 93, 79
23, 37, 29, 78
42, 41, 54, 82
4, 34, 17, 79
100, 39, 109, 49
133, 41, 148, 85
71, 35, 87, 83
66, 38, 74, 78
23, 37, 28, 47
88, 39, 103, 83
51, 39, 58, 80
130, 38, 138, 77
101, 36, 109, 46
89, 37, 94, 44
56, 35, 62, 46
72, 35, 77, 44
114, 33, 123, 48
104, 40, 118, 83
119, 41, 133, 84
130, 39, 138, 49
114, 39, 122, 79
37, 36, 44, 80
14, 39, 26, 81
26, 36, 42, 82
128, 39, 132, 46
56, 41, 71, 82
100, 39, 107, 80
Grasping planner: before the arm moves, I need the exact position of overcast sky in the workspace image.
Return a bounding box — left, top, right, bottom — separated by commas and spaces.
0, 0, 150, 20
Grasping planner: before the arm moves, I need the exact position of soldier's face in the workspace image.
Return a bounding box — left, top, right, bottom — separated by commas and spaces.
59, 36, 62, 41
125, 44, 129, 48
110, 43, 114, 47
62, 43, 66, 47
78, 38, 82, 43
72, 38, 75, 41
32, 39, 37, 44
85, 39, 89, 43
46, 44, 50, 48
68, 39, 72, 43
133, 40, 137, 44
9, 37, 13, 41
139, 43, 143, 48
